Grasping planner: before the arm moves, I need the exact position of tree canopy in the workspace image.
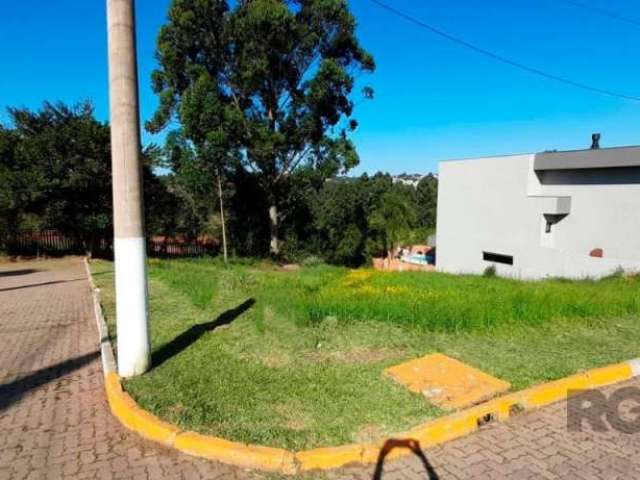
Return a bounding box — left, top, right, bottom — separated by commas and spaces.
0, 102, 112, 250
0, 101, 439, 263
415, 173, 438, 229
0, 3, 439, 266
148, 0, 375, 255
0, 102, 175, 255
309, 174, 436, 266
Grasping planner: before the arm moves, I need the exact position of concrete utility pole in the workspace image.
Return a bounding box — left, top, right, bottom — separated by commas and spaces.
107, 0, 150, 377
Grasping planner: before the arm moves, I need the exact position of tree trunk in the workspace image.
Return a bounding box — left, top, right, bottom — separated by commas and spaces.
84, 235, 96, 259
268, 204, 279, 256
216, 167, 228, 266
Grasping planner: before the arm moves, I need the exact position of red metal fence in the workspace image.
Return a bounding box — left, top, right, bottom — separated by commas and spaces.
0, 231, 219, 258
147, 235, 219, 257
0, 230, 87, 256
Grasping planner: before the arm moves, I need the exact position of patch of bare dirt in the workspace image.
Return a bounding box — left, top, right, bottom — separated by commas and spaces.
260, 353, 292, 368
353, 424, 384, 443
167, 403, 186, 416
303, 347, 406, 365
274, 403, 312, 431
280, 263, 301, 272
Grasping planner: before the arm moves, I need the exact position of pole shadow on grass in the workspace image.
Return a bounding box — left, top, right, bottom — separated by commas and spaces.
372, 439, 439, 480
151, 298, 256, 370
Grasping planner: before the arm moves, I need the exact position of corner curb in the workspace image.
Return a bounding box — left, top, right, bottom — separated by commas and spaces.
84, 257, 640, 474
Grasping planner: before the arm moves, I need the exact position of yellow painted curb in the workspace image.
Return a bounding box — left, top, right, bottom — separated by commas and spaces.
586, 363, 633, 388
175, 432, 297, 473
105, 372, 180, 447
102, 362, 636, 474
296, 444, 364, 471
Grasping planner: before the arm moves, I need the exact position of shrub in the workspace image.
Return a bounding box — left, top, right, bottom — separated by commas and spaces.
483, 265, 497, 278
301, 255, 324, 267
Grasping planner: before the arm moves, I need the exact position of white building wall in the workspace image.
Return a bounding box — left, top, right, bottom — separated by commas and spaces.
536, 168, 640, 261
436, 154, 640, 279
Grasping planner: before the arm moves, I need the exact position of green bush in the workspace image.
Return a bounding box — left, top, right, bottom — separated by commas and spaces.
483, 265, 497, 278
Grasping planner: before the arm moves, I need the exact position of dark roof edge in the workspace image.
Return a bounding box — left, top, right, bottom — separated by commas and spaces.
534, 145, 640, 171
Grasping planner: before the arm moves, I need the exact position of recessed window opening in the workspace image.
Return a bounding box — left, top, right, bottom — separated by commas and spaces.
483, 252, 513, 265
543, 213, 567, 234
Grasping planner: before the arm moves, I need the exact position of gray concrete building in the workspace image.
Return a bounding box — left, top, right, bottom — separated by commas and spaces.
436, 143, 640, 279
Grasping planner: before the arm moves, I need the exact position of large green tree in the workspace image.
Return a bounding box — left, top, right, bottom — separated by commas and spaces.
160, 130, 220, 240
2, 102, 112, 253
368, 184, 417, 259
0, 126, 20, 236
313, 176, 370, 266
148, 0, 374, 255
0, 102, 176, 256
415, 173, 438, 229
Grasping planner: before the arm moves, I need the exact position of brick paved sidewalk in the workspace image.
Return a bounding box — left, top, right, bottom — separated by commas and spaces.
0, 258, 251, 480
329, 377, 640, 480
1, 257, 639, 480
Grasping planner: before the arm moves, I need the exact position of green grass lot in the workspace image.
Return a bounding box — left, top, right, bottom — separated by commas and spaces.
91, 258, 640, 450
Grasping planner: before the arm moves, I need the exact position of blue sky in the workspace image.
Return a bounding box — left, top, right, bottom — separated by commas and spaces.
1, 0, 639, 174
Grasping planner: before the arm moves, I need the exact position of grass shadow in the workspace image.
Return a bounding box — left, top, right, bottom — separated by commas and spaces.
89, 269, 114, 277
373, 439, 439, 480
151, 298, 256, 370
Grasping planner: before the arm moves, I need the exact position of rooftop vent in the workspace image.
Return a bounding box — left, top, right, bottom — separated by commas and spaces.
591, 133, 601, 150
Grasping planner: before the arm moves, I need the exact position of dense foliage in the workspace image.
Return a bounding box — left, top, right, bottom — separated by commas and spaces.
0, 0, 436, 263
0, 102, 172, 255
0, 102, 112, 252
147, 0, 375, 255
310, 173, 434, 265
219, 170, 438, 264
0, 99, 436, 263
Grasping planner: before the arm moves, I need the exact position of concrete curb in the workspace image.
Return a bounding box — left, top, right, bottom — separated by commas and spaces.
84, 257, 640, 473
84, 257, 117, 375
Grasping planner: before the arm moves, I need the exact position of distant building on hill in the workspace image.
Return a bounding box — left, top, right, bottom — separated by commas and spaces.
392, 173, 429, 187
327, 172, 437, 188
436, 137, 640, 279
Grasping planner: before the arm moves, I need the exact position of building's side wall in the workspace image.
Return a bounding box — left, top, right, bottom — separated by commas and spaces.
437, 155, 640, 279
436, 155, 539, 277
537, 167, 640, 263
